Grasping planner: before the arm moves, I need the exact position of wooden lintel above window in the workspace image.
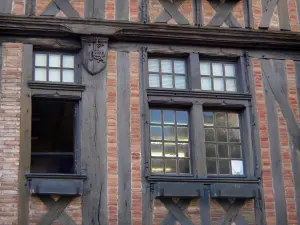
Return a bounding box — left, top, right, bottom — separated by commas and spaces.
1, 15, 300, 50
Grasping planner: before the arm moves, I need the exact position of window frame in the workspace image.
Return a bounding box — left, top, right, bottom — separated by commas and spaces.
33, 51, 81, 84
142, 51, 255, 182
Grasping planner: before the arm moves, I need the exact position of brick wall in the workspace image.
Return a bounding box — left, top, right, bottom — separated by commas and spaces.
0, 43, 23, 225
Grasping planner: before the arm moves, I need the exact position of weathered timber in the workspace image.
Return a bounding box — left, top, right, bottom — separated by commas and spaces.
148, 176, 260, 183
25, 0, 36, 16
37, 196, 74, 225
161, 198, 192, 225
39, 196, 77, 225
189, 53, 201, 89
1, 15, 300, 49
117, 52, 132, 224
217, 199, 248, 225
191, 104, 206, 176
160, 198, 194, 225
290, 61, 300, 224
0, 0, 12, 13
207, 0, 241, 28
140, 47, 152, 225
259, 0, 290, 30
41, 0, 80, 18
194, 0, 203, 26
116, 0, 129, 20
200, 188, 210, 225
260, 59, 289, 225
18, 44, 33, 225
0, 45, 2, 98
85, 0, 106, 18
0, 36, 81, 50
81, 67, 108, 225
155, 0, 190, 24
152, 183, 203, 197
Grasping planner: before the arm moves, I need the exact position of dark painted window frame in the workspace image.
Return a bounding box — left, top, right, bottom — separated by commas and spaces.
25, 50, 86, 196
143, 51, 256, 183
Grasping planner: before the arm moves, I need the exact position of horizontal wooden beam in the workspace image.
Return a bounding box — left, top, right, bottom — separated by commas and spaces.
0, 36, 80, 50
1, 15, 300, 50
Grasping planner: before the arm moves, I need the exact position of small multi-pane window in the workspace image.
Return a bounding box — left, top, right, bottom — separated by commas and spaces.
34, 53, 75, 83
150, 109, 190, 174
204, 111, 244, 175
148, 58, 187, 89
199, 61, 237, 92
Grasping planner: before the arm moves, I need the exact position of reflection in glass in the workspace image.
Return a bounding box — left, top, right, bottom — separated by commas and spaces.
218, 144, 228, 158
151, 142, 163, 157
151, 158, 164, 173
219, 159, 230, 174
174, 61, 185, 74
161, 60, 172, 73
175, 76, 186, 89
150, 110, 161, 124
150, 126, 162, 140
49, 54, 61, 67
148, 59, 159, 72
231, 160, 244, 175
212, 63, 223, 76
177, 127, 189, 141
228, 129, 241, 142
164, 142, 176, 157
163, 110, 175, 124
35, 68, 47, 81
62, 70, 74, 83
63, 55, 74, 68
204, 112, 214, 126
230, 144, 242, 158
206, 144, 216, 157
226, 79, 237, 92
201, 77, 212, 90
217, 128, 227, 142
165, 159, 176, 173
162, 75, 173, 88
228, 113, 239, 127
179, 159, 190, 173
216, 112, 227, 126
35, 54, 47, 67
149, 74, 160, 87
224, 64, 235, 77
164, 126, 176, 141
200, 62, 211, 75
177, 111, 188, 125
178, 143, 189, 157
205, 128, 215, 141
214, 78, 224, 91
207, 160, 217, 174
49, 69, 60, 82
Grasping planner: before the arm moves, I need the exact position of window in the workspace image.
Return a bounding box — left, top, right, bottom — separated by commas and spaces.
34, 53, 75, 83
199, 61, 237, 92
150, 109, 190, 174
204, 111, 244, 175
31, 98, 78, 174
145, 53, 253, 179
148, 58, 187, 89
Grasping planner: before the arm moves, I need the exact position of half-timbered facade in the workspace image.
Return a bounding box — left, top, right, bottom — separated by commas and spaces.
0, 0, 300, 224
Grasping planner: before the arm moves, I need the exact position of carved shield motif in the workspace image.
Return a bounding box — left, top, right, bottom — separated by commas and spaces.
81, 36, 108, 75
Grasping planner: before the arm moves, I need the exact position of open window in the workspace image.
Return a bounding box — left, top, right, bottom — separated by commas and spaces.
31, 98, 78, 174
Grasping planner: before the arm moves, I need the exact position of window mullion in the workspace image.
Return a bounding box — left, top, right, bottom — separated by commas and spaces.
188, 53, 200, 90
190, 103, 207, 177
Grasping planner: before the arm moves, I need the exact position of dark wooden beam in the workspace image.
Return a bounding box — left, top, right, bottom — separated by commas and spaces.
117, 51, 132, 224
41, 0, 80, 18
200, 188, 210, 225
116, 0, 129, 20
1, 15, 300, 50
85, 0, 106, 19
18, 44, 33, 225
0, 36, 81, 50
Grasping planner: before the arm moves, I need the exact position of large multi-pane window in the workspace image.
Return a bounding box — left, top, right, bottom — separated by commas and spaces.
34, 53, 75, 83
204, 111, 244, 175
150, 109, 190, 174
146, 55, 252, 178
148, 58, 187, 89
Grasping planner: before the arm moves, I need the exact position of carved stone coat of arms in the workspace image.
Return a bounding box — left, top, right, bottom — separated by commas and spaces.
81, 36, 108, 75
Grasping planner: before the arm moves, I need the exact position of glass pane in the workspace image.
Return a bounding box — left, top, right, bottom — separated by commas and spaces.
228, 129, 241, 142
226, 79, 237, 92
216, 128, 227, 142
216, 112, 227, 126
62, 70, 74, 83
63, 55, 74, 68
149, 74, 160, 87
164, 142, 176, 157
176, 111, 188, 125
35, 54, 47, 67
150, 110, 161, 124
161, 60, 172, 73
228, 113, 239, 127
163, 110, 175, 124
231, 160, 244, 175
49, 54, 61, 67
218, 144, 229, 158
204, 112, 214, 127
205, 128, 215, 141
151, 158, 164, 173
162, 75, 173, 88
174, 60, 185, 74
179, 159, 190, 173
219, 160, 230, 174
151, 142, 163, 157
175, 76, 186, 89
225, 64, 235, 77
206, 144, 216, 157
164, 126, 175, 141
178, 143, 189, 157
230, 145, 242, 158
200, 62, 211, 75
177, 127, 189, 141
49, 69, 60, 82
201, 77, 212, 90
212, 63, 223, 76
207, 159, 217, 174
165, 159, 176, 173
148, 59, 159, 72
34, 68, 47, 81
150, 126, 162, 140
213, 78, 224, 91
